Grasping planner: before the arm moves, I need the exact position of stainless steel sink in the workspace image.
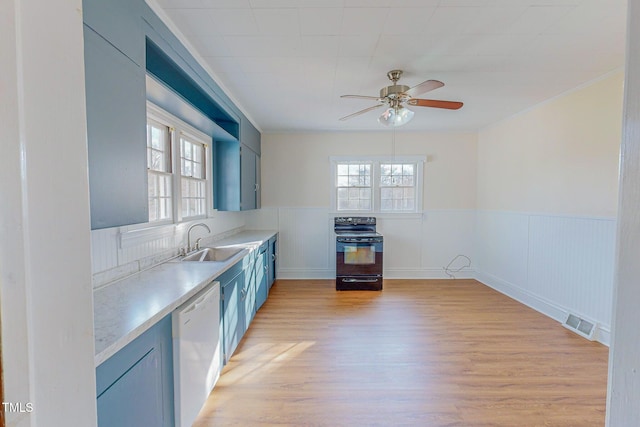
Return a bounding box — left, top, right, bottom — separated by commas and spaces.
182, 246, 244, 262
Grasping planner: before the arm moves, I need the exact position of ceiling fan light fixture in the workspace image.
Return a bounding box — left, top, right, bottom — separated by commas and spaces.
378, 105, 414, 127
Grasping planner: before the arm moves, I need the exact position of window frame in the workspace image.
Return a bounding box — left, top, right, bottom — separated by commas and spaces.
146, 118, 173, 224
146, 102, 213, 225
330, 156, 425, 214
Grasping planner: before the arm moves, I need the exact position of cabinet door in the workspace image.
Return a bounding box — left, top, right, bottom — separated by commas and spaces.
256, 246, 268, 310
97, 348, 163, 427
222, 271, 245, 363
240, 145, 257, 210
84, 26, 147, 229
83, 0, 143, 65
214, 139, 240, 211
242, 258, 257, 329
96, 315, 174, 427
268, 237, 277, 289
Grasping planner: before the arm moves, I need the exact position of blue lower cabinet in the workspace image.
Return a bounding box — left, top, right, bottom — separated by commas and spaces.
255, 243, 268, 310
221, 268, 245, 364
96, 315, 174, 427
267, 235, 277, 289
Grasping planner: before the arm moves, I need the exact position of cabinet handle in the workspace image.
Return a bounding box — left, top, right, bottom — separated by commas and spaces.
342, 278, 379, 283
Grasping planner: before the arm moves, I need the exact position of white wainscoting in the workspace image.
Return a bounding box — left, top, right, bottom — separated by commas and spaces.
245, 208, 477, 280
475, 210, 616, 345
93, 206, 616, 346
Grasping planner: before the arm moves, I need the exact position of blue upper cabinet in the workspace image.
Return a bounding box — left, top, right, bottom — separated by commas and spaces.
82, 0, 261, 228
82, 0, 144, 66
214, 117, 261, 211
84, 26, 148, 229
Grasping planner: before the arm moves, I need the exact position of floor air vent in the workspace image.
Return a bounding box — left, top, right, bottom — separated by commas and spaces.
563, 313, 596, 340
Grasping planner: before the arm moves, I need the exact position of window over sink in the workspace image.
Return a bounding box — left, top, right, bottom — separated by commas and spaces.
146, 103, 211, 224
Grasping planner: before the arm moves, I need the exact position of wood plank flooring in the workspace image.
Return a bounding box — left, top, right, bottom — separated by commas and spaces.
194, 279, 609, 427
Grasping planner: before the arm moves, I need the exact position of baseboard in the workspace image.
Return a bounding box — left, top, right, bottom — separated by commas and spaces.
384, 268, 476, 279
277, 268, 476, 280
475, 270, 611, 346
277, 269, 334, 279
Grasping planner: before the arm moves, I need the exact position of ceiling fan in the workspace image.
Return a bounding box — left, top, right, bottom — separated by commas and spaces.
339, 70, 463, 127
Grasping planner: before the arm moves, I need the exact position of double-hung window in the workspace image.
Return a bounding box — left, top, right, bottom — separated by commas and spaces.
336, 163, 372, 211
380, 163, 416, 211
332, 156, 424, 213
147, 119, 172, 222
180, 135, 207, 218
146, 103, 211, 224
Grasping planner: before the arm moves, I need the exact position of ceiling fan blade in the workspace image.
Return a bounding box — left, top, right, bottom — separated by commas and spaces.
340, 95, 381, 101
407, 99, 463, 110
405, 80, 444, 97
339, 104, 384, 121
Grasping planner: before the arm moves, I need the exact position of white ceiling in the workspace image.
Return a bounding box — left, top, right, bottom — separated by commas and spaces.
151, 0, 627, 133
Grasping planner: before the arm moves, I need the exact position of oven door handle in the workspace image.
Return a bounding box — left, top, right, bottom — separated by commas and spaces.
342, 278, 380, 283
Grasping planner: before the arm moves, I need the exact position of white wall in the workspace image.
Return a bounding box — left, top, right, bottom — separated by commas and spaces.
478, 71, 623, 217
0, 0, 97, 425
248, 131, 478, 279
607, 0, 640, 423
476, 71, 624, 345
262, 131, 477, 209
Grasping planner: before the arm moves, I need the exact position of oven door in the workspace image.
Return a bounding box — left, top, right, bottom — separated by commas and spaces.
336, 238, 383, 277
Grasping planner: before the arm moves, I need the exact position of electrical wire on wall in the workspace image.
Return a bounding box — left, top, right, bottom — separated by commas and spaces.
443, 254, 471, 279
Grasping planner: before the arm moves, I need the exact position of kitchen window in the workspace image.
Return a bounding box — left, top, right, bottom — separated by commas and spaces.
380, 163, 415, 211
147, 119, 172, 222
331, 156, 424, 213
147, 103, 211, 224
336, 163, 372, 211
180, 136, 207, 218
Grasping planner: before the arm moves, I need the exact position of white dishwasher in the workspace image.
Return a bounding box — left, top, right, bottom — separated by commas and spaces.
172, 281, 221, 427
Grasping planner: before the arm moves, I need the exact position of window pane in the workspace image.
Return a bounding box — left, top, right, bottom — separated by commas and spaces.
151, 126, 164, 149
151, 150, 163, 171
149, 199, 158, 222
335, 162, 372, 211
182, 179, 189, 197
160, 198, 171, 220
148, 174, 157, 197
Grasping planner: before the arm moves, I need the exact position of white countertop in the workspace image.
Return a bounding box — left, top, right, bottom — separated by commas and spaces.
93, 230, 277, 366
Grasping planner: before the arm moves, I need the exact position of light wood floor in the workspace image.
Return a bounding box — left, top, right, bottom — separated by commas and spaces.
194, 279, 609, 427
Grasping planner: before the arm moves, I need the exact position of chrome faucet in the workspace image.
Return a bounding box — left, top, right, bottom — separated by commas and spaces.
186, 223, 211, 252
